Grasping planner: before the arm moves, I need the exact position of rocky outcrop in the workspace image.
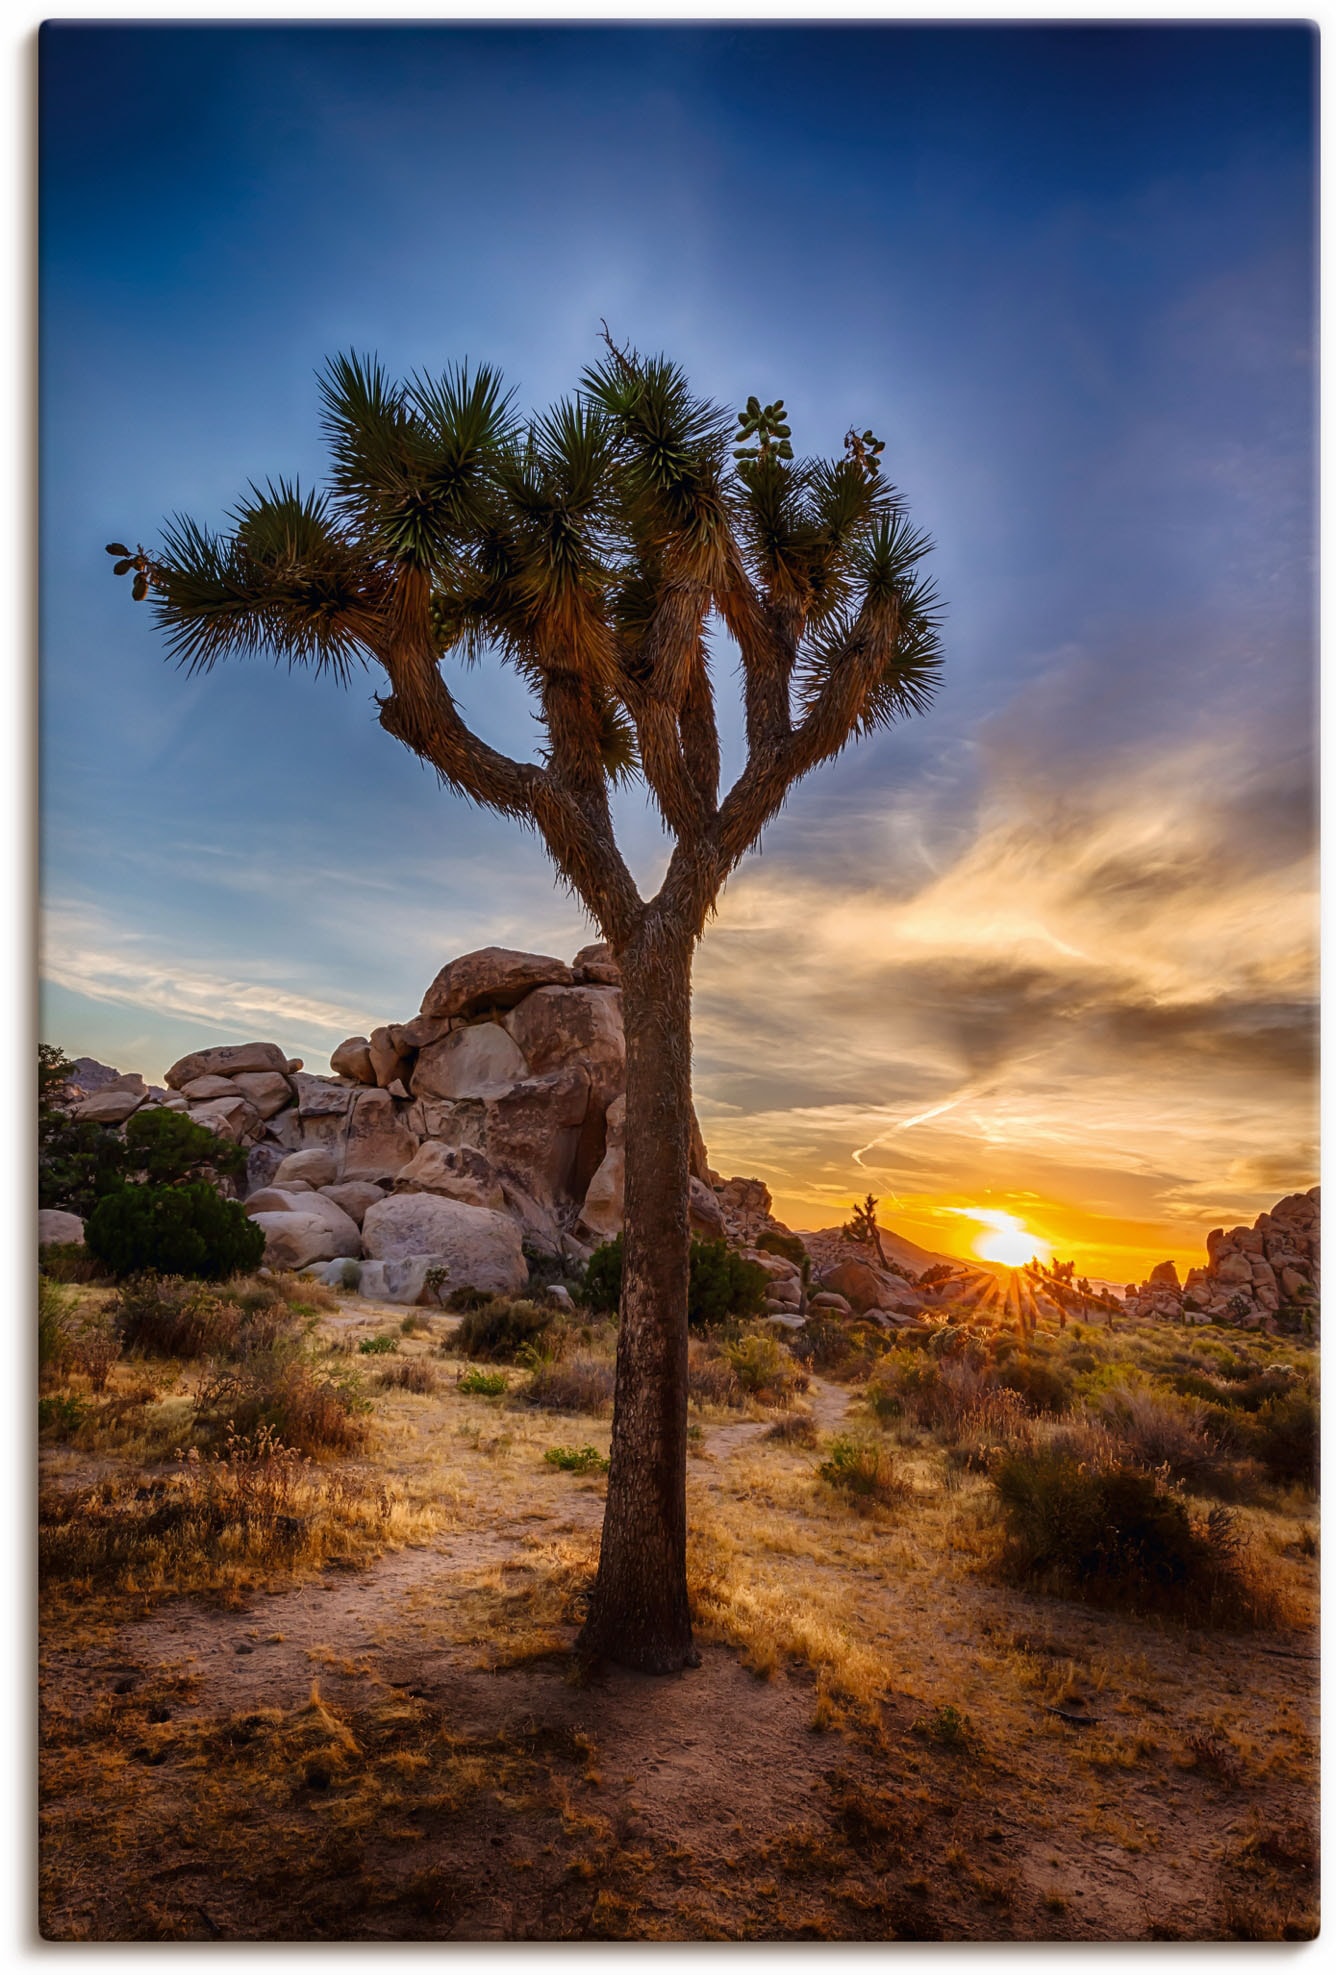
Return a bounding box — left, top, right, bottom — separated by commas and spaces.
52, 942, 772, 1302
1123, 1187, 1320, 1329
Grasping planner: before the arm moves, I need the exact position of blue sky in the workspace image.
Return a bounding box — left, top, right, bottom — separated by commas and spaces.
39, 22, 1317, 1271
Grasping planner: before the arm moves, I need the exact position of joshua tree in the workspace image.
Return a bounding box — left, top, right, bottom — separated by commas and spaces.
111, 335, 942, 1672
842, 1191, 890, 1268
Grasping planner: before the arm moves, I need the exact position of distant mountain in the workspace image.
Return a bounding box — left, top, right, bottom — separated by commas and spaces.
804, 1222, 1006, 1281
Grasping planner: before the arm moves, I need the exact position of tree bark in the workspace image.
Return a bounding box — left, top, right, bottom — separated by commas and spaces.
577, 922, 698, 1673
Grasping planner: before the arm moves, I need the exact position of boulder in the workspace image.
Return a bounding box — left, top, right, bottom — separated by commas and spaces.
1148, 1260, 1180, 1289
361, 1193, 527, 1298
230, 1070, 295, 1120
1214, 1252, 1255, 1287
274, 1146, 338, 1190
74, 1086, 146, 1124
765, 1275, 802, 1308
1280, 1265, 1313, 1301
320, 1181, 387, 1227
369, 1025, 416, 1088
413, 1023, 529, 1101
820, 1259, 892, 1314
577, 1094, 625, 1240
689, 1176, 727, 1239
393, 1141, 507, 1212
244, 1187, 316, 1218
571, 941, 621, 986
164, 1041, 290, 1091
181, 1074, 242, 1102
250, 1211, 358, 1270
243, 1188, 360, 1252
809, 1291, 851, 1314
244, 1142, 289, 1197
478, 1066, 592, 1207
187, 1094, 262, 1143
419, 946, 574, 1023
503, 985, 624, 1106
292, 1072, 356, 1118
331, 1036, 377, 1085
356, 1257, 436, 1306
38, 1208, 85, 1247
341, 1088, 421, 1182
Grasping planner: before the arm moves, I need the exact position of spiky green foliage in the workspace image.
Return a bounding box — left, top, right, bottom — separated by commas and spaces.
123, 336, 941, 937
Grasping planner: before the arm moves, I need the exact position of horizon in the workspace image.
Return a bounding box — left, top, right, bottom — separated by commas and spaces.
40, 21, 1317, 1286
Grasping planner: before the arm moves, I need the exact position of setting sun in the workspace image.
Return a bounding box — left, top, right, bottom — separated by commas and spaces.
967, 1209, 1052, 1270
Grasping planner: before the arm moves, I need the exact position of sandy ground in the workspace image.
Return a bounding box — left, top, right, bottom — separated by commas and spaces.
38, 1303, 1319, 1941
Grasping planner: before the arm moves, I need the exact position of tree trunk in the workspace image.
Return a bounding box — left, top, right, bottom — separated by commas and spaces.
578, 923, 698, 1673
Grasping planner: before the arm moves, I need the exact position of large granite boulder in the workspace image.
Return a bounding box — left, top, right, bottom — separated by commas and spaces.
412, 1023, 529, 1101
330, 1036, 377, 1085
231, 1070, 295, 1120
319, 1180, 387, 1227
75, 1084, 147, 1124
361, 1193, 527, 1297
577, 1093, 625, 1241
341, 1088, 420, 1182
164, 1041, 290, 1090
186, 1093, 262, 1143
571, 942, 621, 986
38, 1208, 85, 1247
274, 1146, 338, 1189
393, 1141, 507, 1212
250, 1210, 358, 1270
419, 947, 573, 1023
502, 984, 624, 1106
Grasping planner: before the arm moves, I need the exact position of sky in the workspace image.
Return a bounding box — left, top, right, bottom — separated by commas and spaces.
38, 20, 1317, 1281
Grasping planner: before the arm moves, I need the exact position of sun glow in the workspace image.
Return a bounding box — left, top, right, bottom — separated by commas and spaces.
967, 1208, 1052, 1270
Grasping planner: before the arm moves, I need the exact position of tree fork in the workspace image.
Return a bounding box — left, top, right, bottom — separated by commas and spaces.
578, 923, 698, 1673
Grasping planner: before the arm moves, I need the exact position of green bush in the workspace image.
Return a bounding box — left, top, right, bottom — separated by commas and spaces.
543, 1444, 608, 1474
38, 1062, 247, 1218
453, 1297, 552, 1363
1250, 1391, 1318, 1492
37, 1241, 104, 1285
121, 1106, 248, 1186
990, 1444, 1279, 1624
789, 1314, 853, 1370
38, 1278, 76, 1378
85, 1181, 265, 1281
818, 1433, 909, 1504
582, 1236, 625, 1315
582, 1234, 769, 1329
457, 1367, 508, 1396
721, 1332, 804, 1403
358, 1333, 398, 1355
38, 1393, 88, 1439
996, 1354, 1073, 1415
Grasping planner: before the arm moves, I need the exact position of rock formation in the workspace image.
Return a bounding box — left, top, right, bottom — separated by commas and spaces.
53, 944, 729, 1303
1123, 1187, 1320, 1329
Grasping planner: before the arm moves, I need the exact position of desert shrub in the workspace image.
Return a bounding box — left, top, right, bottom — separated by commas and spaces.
1249, 1391, 1318, 1492
582, 1236, 624, 1314
818, 1434, 910, 1505
457, 1367, 508, 1396
399, 1312, 425, 1334
543, 1444, 609, 1474
721, 1332, 806, 1405
110, 1274, 239, 1358
443, 1284, 496, 1312
523, 1241, 586, 1301
39, 1423, 389, 1597
520, 1356, 615, 1416
452, 1297, 552, 1362
582, 1233, 769, 1328
1095, 1386, 1237, 1492
358, 1333, 399, 1355
38, 1278, 78, 1378
789, 1314, 852, 1370
376, 1358, 437, 1395
991, 1444, 1282, 1625
121, 1105, 249, 1186
86, 1181, 264, 1281
69, 1313, 122, 1393
38, 1392, 89, 1438
950, 1389, 1035, 1471
686, 1343, 743, 1409
689, 1240, 769, 1327
996, 1354, 1073, 1415
37, 1241, 104, 1285
193, 1351, 370, 1457
913, 1703, 978, 1754
764, 1411, 819, 1447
